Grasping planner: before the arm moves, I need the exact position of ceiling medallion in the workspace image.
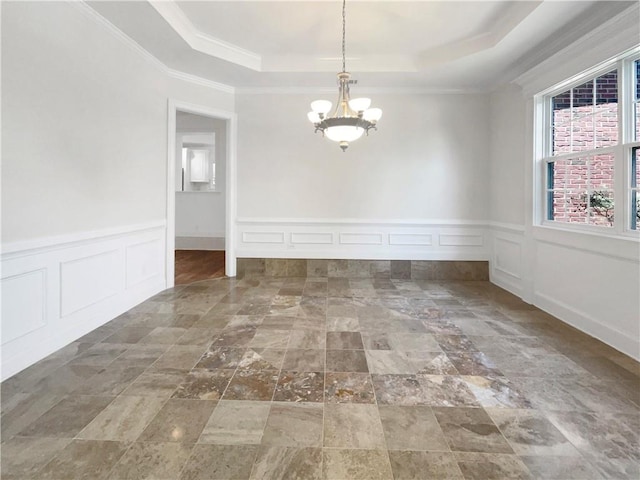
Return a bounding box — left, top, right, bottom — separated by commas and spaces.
307, 0, 382, 151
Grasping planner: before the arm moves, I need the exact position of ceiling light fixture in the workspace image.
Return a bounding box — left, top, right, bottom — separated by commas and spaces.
307, 0, 382, 151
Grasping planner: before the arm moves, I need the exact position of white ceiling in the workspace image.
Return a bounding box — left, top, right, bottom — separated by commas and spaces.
87, 0, 634, 92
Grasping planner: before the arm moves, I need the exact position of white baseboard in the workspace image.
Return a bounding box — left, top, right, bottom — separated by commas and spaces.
490, 272, 524, 299
534, 291, 639, 361
1, 224, 167, 381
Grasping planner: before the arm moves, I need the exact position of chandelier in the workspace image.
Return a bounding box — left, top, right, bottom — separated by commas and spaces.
307, 0, 382, 151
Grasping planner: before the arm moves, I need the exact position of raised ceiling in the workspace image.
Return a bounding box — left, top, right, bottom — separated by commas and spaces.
87, 1, 634, 91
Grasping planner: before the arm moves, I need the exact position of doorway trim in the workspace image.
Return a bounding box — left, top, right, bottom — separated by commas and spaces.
166, 99, 237, 287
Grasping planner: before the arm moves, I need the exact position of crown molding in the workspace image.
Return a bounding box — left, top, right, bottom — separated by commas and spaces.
70, 1, 235, 95
167, 69, 235, 94
503, 2, 635, 88
417, 1, 541, 70
513, 3, 640, 97
70, 0, 166, 73
236, 86, 485, 95
148, 0, 262, 71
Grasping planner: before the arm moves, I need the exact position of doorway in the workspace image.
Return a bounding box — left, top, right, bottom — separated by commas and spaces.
166, 101, 237, 288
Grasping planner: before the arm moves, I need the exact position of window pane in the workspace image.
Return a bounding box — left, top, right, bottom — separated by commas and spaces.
594, 108, 618, 148
550, 157, 589, 224
634, 147, 640, 189
552, 90, 571, 156
635, 102, 640, 142
591, 153, 614, 190
594, 70, 618, 147
633, 147, 639, 230
553, 124, 571, 155
632, 189, 638, 230
572, 116, 594, 152
588, 190, 614, 226
550, 159, 567, 189
572, 80, 594, 119
595, 70, 617, 106
552, 90, 571, 112
566, 189, 588, 223
570, 80, 593, 153
636, 60, 640, 101
550, 190, 566, 222
636, 60, 640, 141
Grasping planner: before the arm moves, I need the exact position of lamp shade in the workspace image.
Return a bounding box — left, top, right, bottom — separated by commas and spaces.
348, 97, 371, 112
307, 111, 321, 123
363, 107, 383, 122
311, 100, 332, 115
325, 125, 364, 143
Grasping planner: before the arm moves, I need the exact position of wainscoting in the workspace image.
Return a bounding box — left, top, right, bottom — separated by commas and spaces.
1, 222, 166, 381
486, 222, 639, 360
236, 218, 490, 261
488, 222, 525, 299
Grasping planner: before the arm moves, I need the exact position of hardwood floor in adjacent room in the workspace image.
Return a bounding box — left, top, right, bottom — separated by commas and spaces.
175, 250, 225, 285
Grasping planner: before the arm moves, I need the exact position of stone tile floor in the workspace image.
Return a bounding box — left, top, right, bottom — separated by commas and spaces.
1, 276, 638, 479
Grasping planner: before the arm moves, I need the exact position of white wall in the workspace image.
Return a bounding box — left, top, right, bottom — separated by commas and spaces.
489, 4, 640, 359
237, 93, 490, 220
489, 84, 526, 226
2, 1, 166, 243
488, 85, 527, 297
235, 92, 492, 260
1, 1, 234, 379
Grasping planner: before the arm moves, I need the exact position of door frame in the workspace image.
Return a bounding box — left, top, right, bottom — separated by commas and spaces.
166, 99, 237, 287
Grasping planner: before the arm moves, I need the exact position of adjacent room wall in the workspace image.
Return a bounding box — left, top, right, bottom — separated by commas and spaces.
235, 92, 492, 260
175, 112, 227, 250
0, 1, 234, 379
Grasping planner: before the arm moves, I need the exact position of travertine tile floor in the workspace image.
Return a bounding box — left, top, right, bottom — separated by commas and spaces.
1, 276, 638, 479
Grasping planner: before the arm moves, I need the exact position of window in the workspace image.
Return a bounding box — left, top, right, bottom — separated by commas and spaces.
632, 147, 639, 229
540, 50, 640, 232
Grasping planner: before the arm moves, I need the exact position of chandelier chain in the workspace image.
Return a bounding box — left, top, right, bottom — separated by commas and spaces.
342, 0, 346, 72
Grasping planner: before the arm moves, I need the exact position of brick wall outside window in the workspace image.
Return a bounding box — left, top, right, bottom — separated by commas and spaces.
549, 70, 617, 226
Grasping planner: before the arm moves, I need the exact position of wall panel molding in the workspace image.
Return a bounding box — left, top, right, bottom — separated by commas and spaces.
236, 218, 490, 260
1, 224, 166, 381
438, 234, 483, 247
1, 269, 47, 345
389, 233, 433, 246
60, 249, 121, 318
488, 224, 525, 299
126, 238, 164, 289
290, 233, 333, 245
242, 232, 285, 244
339, 233, 384, 245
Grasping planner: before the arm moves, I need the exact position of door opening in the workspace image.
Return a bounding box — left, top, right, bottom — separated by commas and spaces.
166, 101, 237, 288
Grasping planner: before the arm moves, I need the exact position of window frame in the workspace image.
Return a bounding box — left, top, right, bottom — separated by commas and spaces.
535, 48, 640, 236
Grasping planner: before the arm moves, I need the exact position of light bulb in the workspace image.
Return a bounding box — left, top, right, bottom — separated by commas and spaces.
311, 100, 332, 115
348, 97, 371, 112
363, 107, 382, 122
